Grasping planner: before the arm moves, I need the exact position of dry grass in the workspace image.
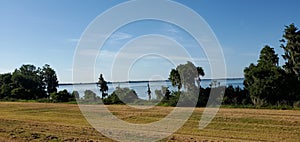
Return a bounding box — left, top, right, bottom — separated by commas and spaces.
0, 102, 299, 141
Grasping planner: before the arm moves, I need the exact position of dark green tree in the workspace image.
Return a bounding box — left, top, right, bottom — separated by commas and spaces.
168, 69, 181, 91
41, 64, 59, 95
112, 87, 138, 103
244, 46, 285, 106
223, 85, 237, 105
258, 45, 279, 66
103, 92, 123, 104
165, 87, 171, 101
168, 61, 205, 107
280, 23, 300, 104
280, 23, 300, 78
72, 91, 80, 100
11, 64, 46, 99
98, 74, 108, 98
147, 83, 151, 101
0, 73, 13, 99
103, 87, 138, 104
169, 61, 205, 92
196, 67, 205, 87
50, 89, 73, 102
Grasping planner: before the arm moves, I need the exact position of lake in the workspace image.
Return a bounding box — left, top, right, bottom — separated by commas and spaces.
58, 78, 244, 100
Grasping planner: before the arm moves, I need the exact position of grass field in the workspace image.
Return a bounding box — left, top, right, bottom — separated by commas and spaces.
0, 102, 299, 141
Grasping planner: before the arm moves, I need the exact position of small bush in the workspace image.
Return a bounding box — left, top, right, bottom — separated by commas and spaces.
103, 87, 139, 105
50, 90, 73, 102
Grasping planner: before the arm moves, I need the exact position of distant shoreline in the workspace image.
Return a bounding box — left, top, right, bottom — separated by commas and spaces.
59, 77, 244, 86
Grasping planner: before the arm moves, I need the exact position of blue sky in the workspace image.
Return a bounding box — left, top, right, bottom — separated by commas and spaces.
1, 0, 300, 83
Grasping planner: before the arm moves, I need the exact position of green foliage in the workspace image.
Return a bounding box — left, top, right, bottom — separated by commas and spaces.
169, 69, 181, 91
83, 90, 98, 102
103, 87, 139, 104
41, 64, 59, 94
223, 85, 251, 106
177, 92, 198, 107
242, 24, 300, 107
72, 91, 80, 100
258, 45, 279, 66
165, 61, 205, 107
223, 85, 236, 105
11, 88, 28, 99
244, 46, 286, 106
98, 74, 108, 98
169, 61, 205, 92
280, 23, 300, 77
177, 61, 203, 91
197, 87, 210, 107
11, 64, 46, 99
103, 92, 123, 104
158, 91, 180, 107
154, 86, 169, 101
112, 87, 138, 103
0, 64, 59, 101
280, 23, 300, 104
50, 89, 73, 102
0, 73, 13, 99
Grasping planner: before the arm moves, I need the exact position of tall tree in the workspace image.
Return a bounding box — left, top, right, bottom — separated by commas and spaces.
11, 64, 46, 99
244, 46, 285, 106
147, 83, 151, 101
41, 64, 59, 95
177, 61, 198, 92
258, 45, 279, 66
169, 61, 205, 92
280, 23, 300, 78
169, 69, 181, 91
280, 23, 300, 103
196, 66, 205, 87
98, 74, 108, 98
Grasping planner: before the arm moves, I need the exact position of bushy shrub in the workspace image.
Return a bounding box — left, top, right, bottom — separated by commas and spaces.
50, 89, 73, 102
83, 90, 98, 102
103, 87, 139, 104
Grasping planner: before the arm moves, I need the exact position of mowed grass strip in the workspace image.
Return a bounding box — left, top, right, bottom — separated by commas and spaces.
0, 102, 299, 141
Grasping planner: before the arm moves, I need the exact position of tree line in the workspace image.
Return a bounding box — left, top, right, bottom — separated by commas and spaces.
0, 64, 59, 100
0, 63, 75, 103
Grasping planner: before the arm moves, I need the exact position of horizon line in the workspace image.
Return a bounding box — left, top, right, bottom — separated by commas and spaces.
59, 77, 244, 85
